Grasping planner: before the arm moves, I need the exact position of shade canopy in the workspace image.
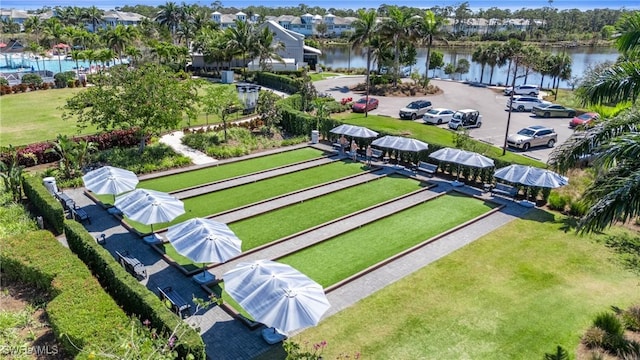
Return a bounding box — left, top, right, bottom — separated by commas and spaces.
223, 259, 330, 334
330, 124, 379, 139
371, 135, 429, 152
82, 166, 139, 196
494, 164, 568, 188
429, 147, 494, 168
166, 218, 241, 264
114, 189, 185, 226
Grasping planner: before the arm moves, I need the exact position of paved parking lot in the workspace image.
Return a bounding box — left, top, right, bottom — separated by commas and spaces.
315, 76, 576, 163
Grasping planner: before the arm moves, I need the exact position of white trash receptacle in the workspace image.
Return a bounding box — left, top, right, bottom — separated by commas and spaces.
43, 177, 58, 194
311, 130, 319, 144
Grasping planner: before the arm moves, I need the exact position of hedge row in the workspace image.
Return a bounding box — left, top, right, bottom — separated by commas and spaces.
63, 220, 206, 360
0, 230, 130, 358
22, 175, 65, 234
1, 128, 141, 167
255, 72, 302, 94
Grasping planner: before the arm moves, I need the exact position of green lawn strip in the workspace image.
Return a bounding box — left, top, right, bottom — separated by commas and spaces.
334, 112, 545, 167
298, 210, 639, 359
230, 174, 424, 251
157, 174, 423, 269
278, 193, 495, 287
0, 88, 97, 146
126, 161, 365, 233
309, 72, 342, 81
138, 147, 326, 193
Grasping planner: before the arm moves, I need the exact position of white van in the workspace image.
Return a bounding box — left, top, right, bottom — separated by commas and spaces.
503, 84, 540, 96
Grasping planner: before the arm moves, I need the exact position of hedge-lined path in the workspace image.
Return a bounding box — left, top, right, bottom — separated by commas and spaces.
59, 142, 533, 360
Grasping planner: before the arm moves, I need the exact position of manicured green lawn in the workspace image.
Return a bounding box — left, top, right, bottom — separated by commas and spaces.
279, 193, 495, 287
309, 72, 342, 81
139, 147, 326, 193
0, 88, 97, 146
157, 174, 424, 269
126, 160, 365, 233
334, 112, 545, 167
297, 210, 639, 359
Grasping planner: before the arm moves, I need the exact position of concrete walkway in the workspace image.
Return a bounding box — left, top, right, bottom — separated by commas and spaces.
60, 143, 532, 360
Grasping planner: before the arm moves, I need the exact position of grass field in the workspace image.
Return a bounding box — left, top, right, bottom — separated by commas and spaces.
126, 160, 366, 233
156, 174, 424, 269
0, 88, 96, 146
295, 210, 639, 359
335, 112, 545, 168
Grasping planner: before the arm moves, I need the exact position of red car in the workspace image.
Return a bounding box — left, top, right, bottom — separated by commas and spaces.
352, 97, 379, 113
569, 112, 600, 128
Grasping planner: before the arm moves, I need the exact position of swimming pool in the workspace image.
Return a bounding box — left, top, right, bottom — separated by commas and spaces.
0, 53, 127, 74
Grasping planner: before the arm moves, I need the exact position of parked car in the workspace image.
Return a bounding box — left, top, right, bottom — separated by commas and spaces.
532, 103, 577, 118
507, 125, 558, 151
569, 112, 600, 128
504, 84, 540, 96
506, 96, 551, 112
352, 97, 379, 113
448, 109, 483, 130
423, 108, 455, 125
399, 100, 432, 120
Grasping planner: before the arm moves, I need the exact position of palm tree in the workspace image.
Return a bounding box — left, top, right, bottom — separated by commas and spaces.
350, 9, 377, 117
378, 6, 417, 87
255, 27, 284, 71
548, 12, 640, 233
81, 49, 98, 73
124, 46, 142, 66
501, 39, 522, 86
84, 6, 104, 33
471, 44, 489, 83
225, 19, 254, 80
42, 18, 67, 73
156, 1, 181, 43
24, 42, 43, 72
105, 25, 138, 64
24, 16, 43, 44
414, 10, 446, 86
485, 42, 503, 85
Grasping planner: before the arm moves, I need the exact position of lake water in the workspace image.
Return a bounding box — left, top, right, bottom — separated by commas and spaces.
320, 46, 620, 89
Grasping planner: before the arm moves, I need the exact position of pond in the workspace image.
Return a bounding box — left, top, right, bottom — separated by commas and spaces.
319, 45, 620, 89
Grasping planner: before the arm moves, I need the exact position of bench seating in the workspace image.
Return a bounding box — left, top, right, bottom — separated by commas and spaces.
116, 250, 147, 280
157, 286, 191, 318
71, 206, 90, 224
371, 148, 383, 161
416, 161, 438, 176
490, 183, 518, 199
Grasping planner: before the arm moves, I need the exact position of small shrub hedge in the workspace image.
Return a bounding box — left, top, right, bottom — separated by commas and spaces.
63, 221, 205, 359
21, 73, 43, 86
0, 230, 130, 357
255, 72, 302, 94
21, 175, 65, 234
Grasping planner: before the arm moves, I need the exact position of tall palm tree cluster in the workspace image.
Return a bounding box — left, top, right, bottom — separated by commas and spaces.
548, 11, 640, 233
349, 6, 572, 91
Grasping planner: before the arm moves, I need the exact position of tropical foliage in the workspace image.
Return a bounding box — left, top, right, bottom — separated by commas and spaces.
548, 11, 640, 233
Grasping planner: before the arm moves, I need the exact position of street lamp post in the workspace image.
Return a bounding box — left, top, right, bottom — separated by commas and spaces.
502, 57, 520, 156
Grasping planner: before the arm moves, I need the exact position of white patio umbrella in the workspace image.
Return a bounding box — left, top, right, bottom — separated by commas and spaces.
429, 148, 494, 186
82, 166, 138, 201
494, 165, 568, 207
167, 218, 242, 283
223, 259, 330, 334
372, 135, 429, 152
114, 189, 185, 232
330, 124, 378, 139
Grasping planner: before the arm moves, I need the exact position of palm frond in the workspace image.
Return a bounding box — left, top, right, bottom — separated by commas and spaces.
615, 11, 640, 54
578, 60, 640, 105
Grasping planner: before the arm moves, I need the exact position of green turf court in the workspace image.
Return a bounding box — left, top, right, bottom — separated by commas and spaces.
126, 160, 366, 233
156, 174, 425, 270
278, 193, 497, 287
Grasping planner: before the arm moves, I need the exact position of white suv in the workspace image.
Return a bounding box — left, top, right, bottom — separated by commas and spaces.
504, 84, 540, 96
506, 96, 550, 112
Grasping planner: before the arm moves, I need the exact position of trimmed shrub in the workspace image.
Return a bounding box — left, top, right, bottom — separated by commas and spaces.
54, 71, 76, 88
569, 200, 589, 217
547, 192, 570, 211
63, 221, 206, 359
0, 230, 130, 357
21, 73, 43, 87
21, 175, 64, 234
255, 72, 302, 94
